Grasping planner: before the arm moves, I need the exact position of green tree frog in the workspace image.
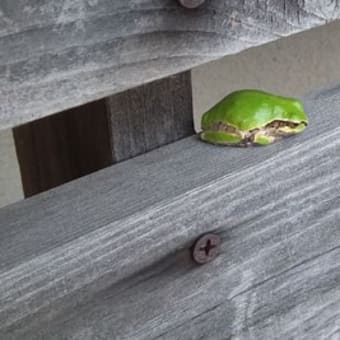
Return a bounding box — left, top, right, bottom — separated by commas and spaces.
200, 90, 308, 146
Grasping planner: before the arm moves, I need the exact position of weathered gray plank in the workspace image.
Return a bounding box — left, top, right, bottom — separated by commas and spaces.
1, 0, 339, 129
1, 85, 340, 339
12, 72, 193, 196
107, 72, 194, 162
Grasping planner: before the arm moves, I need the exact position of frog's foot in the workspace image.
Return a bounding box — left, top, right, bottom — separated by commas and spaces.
200, 130, 243, 145
251, 131, 277, 145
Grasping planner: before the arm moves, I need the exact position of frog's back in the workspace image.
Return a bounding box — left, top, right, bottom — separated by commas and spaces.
201, 90, 306, 131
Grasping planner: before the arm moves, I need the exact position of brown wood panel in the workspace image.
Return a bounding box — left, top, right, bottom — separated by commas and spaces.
13, 100, 112, 197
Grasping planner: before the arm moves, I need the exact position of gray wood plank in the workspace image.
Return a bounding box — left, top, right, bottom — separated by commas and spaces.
107, 72, 194, 162
1, 84, 340, 339
1, 0, 339, 129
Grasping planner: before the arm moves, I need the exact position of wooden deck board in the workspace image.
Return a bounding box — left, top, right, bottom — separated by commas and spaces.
1, 0, 340, 128
1, 85, 340, 339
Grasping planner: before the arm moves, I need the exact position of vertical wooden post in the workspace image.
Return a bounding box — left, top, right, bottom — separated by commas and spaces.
13, 72, 194, 197
107, 72, 194, 163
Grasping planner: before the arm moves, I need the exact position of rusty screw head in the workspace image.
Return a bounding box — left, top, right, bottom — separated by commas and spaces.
177, 0, 205, 9
192, 233, 221, 264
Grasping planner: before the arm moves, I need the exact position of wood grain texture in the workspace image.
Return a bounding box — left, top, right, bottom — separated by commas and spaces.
1, 0, 340, 129
1, 85, 340, 339
12, 72, 193, 196
13, 100, 113, 197
107, 72, 194, 162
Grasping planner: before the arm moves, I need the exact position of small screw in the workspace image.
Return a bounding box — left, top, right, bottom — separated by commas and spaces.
177, 0, 205, 9
192, 233, 221, 264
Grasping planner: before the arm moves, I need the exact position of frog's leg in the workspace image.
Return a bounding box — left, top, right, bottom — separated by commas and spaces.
253, 122, 306, 145
200, 130, 242, 145
252, 132, 276, 145
278, 122, 306, 134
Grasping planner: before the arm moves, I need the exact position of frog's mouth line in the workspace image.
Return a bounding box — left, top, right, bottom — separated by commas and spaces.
208, 120, 307, 146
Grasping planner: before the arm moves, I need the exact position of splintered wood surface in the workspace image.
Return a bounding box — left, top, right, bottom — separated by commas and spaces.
1, 0, 340, 129
1, 85, 340, 339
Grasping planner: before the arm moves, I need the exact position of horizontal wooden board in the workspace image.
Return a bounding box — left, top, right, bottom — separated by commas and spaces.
1, 0, 340, 129
1, 85, 340, 339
